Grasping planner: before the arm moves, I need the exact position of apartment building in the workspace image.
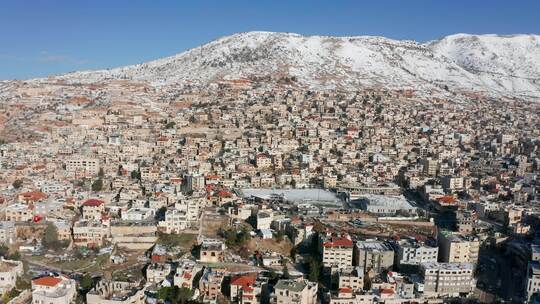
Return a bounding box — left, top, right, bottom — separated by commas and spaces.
81, 199, 105, 221
0, 257, 23, 294
199, 268, 225, 302
65, 157, 100, 175
355, 241, 395, 274
337, 266, 364, 292
4, 203, 33, 222
274, 279, 318, 304
230, 274, 267, 304
321, 236, 354, 269
73, 220, 108, 247
394, 238, 438, 267
420, 262, 475, 297
437, 231, 479, 264
0, 221, 17, 244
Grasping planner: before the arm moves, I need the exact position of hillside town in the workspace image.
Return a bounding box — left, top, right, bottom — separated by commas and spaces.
0, 78, 539, 304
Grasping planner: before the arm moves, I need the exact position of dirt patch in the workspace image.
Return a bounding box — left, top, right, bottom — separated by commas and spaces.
247, 238, 293, 257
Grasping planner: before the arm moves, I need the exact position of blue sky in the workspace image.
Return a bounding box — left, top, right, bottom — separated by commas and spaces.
1, 0, 539, 79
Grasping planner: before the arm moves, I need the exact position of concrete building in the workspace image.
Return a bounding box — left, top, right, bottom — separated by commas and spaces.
0, 257, 23, 294
394, 238, 438, 267
230, 274, 267, 304
32, 274, 77, 304
146, 263, 172, 284
86, 280, 146, 304
420, 262, 475, 297
199, 240, 225, 263
337, 266, 364, 292
65, 157, 100, 176
274, 279, 318, 304
199, 268, 225, 302
0, 221, 17, 244
73, 220, 107, 248
321, 236, 354, 269
81, 199, 105, 221
173, 259, 203, 289
355, 241, 395, 274
437, 231, 479, 265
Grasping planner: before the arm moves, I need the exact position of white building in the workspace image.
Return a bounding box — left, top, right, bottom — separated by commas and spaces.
0, 257, 23, 294
32, 274, 77, 304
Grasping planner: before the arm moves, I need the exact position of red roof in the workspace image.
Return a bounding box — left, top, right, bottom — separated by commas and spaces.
217, 190, 233, 198
32, 276, 62, 287
339, 287, 352, 293
323, 236, 353, 248
20, 191, 47, 202
436, 196, 457, 205
231, 275, 256, 287
82, 199, 104, 207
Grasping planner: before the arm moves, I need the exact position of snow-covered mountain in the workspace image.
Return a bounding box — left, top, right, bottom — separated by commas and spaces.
45, 32, 540, 100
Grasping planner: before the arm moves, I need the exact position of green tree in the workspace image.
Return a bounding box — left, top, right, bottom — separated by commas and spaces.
15, 277, 31, 290
307, 257, 321, 282
42, 222, 60, 250
80, 274, 94, 291
0, 244, 9, 257
282, 264, 290, 279
130, 170, 140, 180
12, 179, 23, 189
158, 286, 194, 303
91, 179, 103, 192
98, 168, 105, 178
176, 287, 194, 304
8, 251, 21, 261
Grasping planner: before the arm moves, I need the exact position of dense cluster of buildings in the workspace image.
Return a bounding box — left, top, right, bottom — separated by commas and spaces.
0, 80, 539, 303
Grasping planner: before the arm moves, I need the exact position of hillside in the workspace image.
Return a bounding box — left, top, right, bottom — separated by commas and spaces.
27, 31, 540, 100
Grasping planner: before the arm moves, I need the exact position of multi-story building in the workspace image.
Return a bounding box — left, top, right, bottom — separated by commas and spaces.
437, 231, 479, 265
420, 262, 475, 298
321, 235, 354, 269
32, 274, 77, 304
423, 158, 438, 176
0, 221, 17, 244
526, 261, 540, 301
199, 268, 225, 302
4, 203, 33, 222
355, 241, 395, 274
526, 245, 540, 301
256, 154, 272, 169
86, 279, 146, 304
394, 238, 438, 267
173, 259, 203, 289
199, 240, 225, 263
65, 157, 100, 176
230, 274, 267, 304
455, 210, 475, 234
146, 263, 172, 284
274, 279, 318, 304
121, 207, 154, 221
0, 257, 23, 294
72, 220, 108, 248
337, 266, 364, 292
81, 199, 105, 221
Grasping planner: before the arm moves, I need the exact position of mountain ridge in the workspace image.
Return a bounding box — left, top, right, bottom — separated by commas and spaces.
27, 31, 540, 100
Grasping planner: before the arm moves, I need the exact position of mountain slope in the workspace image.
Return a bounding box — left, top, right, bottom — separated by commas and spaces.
44, 32, 540, 100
